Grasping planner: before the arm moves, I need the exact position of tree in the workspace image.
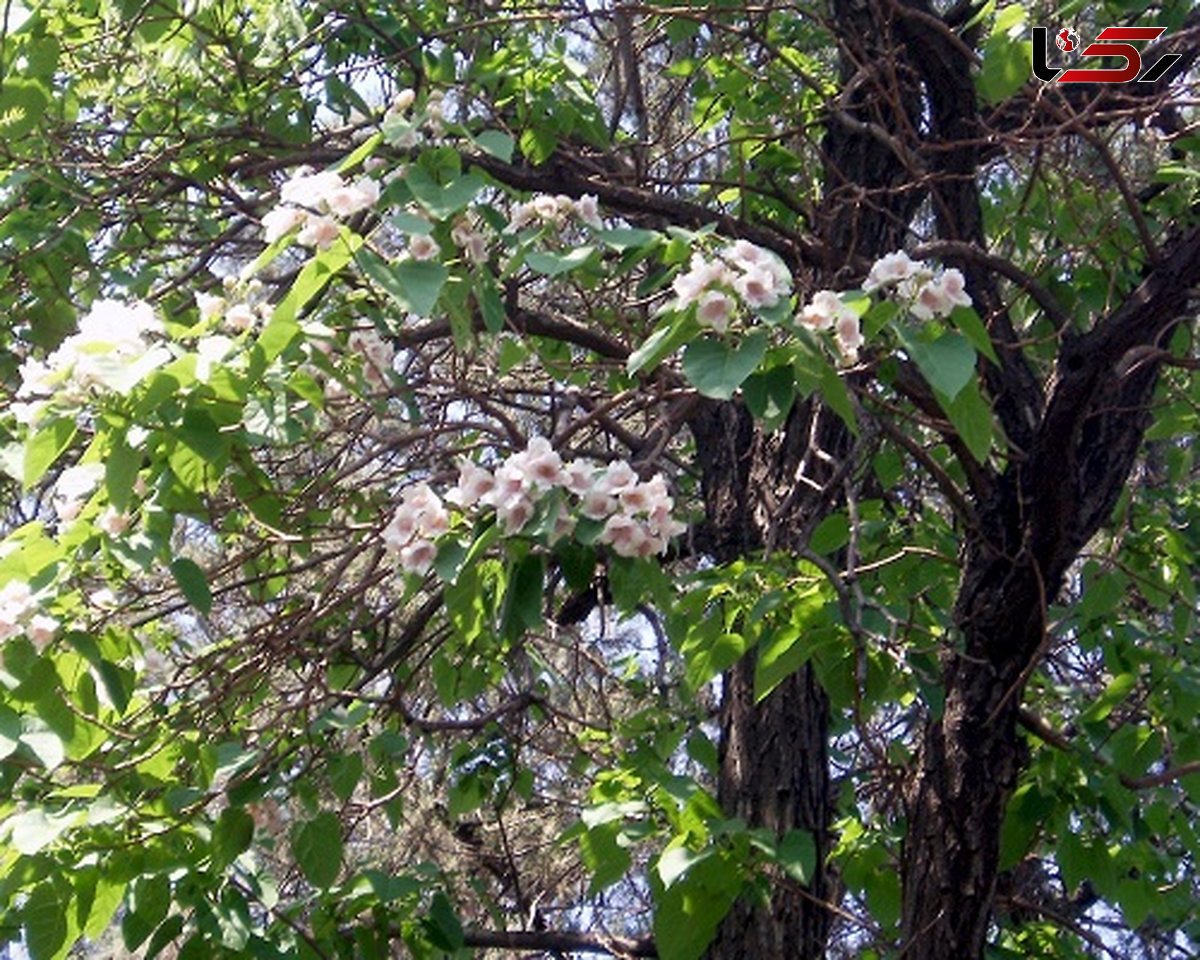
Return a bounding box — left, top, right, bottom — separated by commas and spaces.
1, 1, 1198, 958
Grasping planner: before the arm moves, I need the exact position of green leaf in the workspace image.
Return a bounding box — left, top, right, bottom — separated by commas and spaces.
580, 822, 632, 892
425, 892, 464, 951
682, 330, 767, 400
501, 553, 544, 640
292, 812, 343, 889
213, 807, 254, 871
0, 80, 50, 140
404, 168, 486, 218
596, 228, 661, 250
24, 419, 77, 489
627, 314, 698, 376
469, 130, 514, 162
525, 246, 596, 276
899, 329, 976, 401
0, 702, 21, 760
809, 514, 849, 554
658, 846, 713, 888
652, 853, 741, 960
122, 874, 169, 951
937, 376, 994, 463
328, 752, 364, 801
171, 558, 212, 615
358, 249, 448, 317
742, 365, 796, 431
949, 306, 998, 364
24, 881, 69, 960
776, 829, 816, 884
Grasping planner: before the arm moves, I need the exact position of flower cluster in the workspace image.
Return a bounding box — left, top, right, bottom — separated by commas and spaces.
0, 580, 57, 648
672, 240, 793, 332
863, 251, 972, 321
798, 251, 974, 365
15, 299, 166, 420
379, 437, 687, 577
507, 193, 604, 233
382, 483, 450, 575
261, 167, 381, 249
347, 328, 396, 388
446, 437, 686, 558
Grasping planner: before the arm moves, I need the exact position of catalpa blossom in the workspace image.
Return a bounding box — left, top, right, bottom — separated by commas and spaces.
909, 268, 973, 321
347, 329, 395, 387
506, 193, 597, 233
19, 299, 167, 402
408, 234, 441, 261
262, 167, 380, 247
863, 251, 920, 292
382, 483, 450, 575
442, 438, 686, 557
0, 580, 35, 641
53, 463, 104, 522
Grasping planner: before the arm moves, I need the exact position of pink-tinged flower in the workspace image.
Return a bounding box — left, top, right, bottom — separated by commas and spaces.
279, 169, 345, 209
506, 201, 537, 233
533, 194, 562, 222
723, 240, 792, 289
348, 330, 395, 386
733, 267, 781, 309
485, 463, 530, 504
97, 508, 131, 536
864, 251, 921, 292
513, 436, 564, 490
195, 292, 225, 322
0, 580, 34, 621
696, 290, 736, 332
649, 502, 687, 539
549, 508, 577, 545
262, 206, 307, 243
53, 463, 103, 522
580, 488, 617, 520
600, 514, 649, 558
575, 194, 603, 228
595, 461, 637, 496
672, 255, 734, 308
382, 508, 417, 550
392, 88, 416, 113
297, 215, 340, 250
324, 178, 381, 218
27, 614, 58, 651
939, 268, 972, 308
619, 481, 657, 514
835, 313, 863, 364
910, 279, 954, 321
225, 303, 256, 332
399, 539, 438, 575
496, 493, 535, 535
799, 290, 847, 331
561, 459, 596, 496
408, 234, 441, 261
447, 459, 497, 508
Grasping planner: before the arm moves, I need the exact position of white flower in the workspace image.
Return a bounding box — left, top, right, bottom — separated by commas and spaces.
511, 436, 563, 490
672, 255, 733, 308
835, 313, 864, 364
195, 335, 233, 380
496, 493, 535, 535
532, 194, 561, 222
324, 178, 380, 218
723, 240, 792, 289
0, 580, 34, 623
864, 251, 921, 292
297, 215, 340, 250
17, 357, 57, 397
279, 169, 345, 210
580, 488, 617, 520
27, 614, 58, 651
733, 266, 781, 309
347, 329, 395, 386
408, 234, 441, 261
595, 461, 637, 495
696, 290, 736, 332
561, 459, 596, 497
451, 219, 489, 263
600, 514, 649, 558
799, 290, 850, 331
447, 460, 497, 508
53, 463, 103, 522
939, 268, 972, 309
399, 539, 438, 575
575, 194, 603, 228
910, 279, 954, 321
392, 88, 416, 113
262, 206, 307, 243
196, 292, 225, 322
97, 508, 131, 536
225, 303, 257, 333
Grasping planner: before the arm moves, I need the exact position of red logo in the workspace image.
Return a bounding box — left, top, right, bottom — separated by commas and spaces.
1032, 25, 1181, 84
